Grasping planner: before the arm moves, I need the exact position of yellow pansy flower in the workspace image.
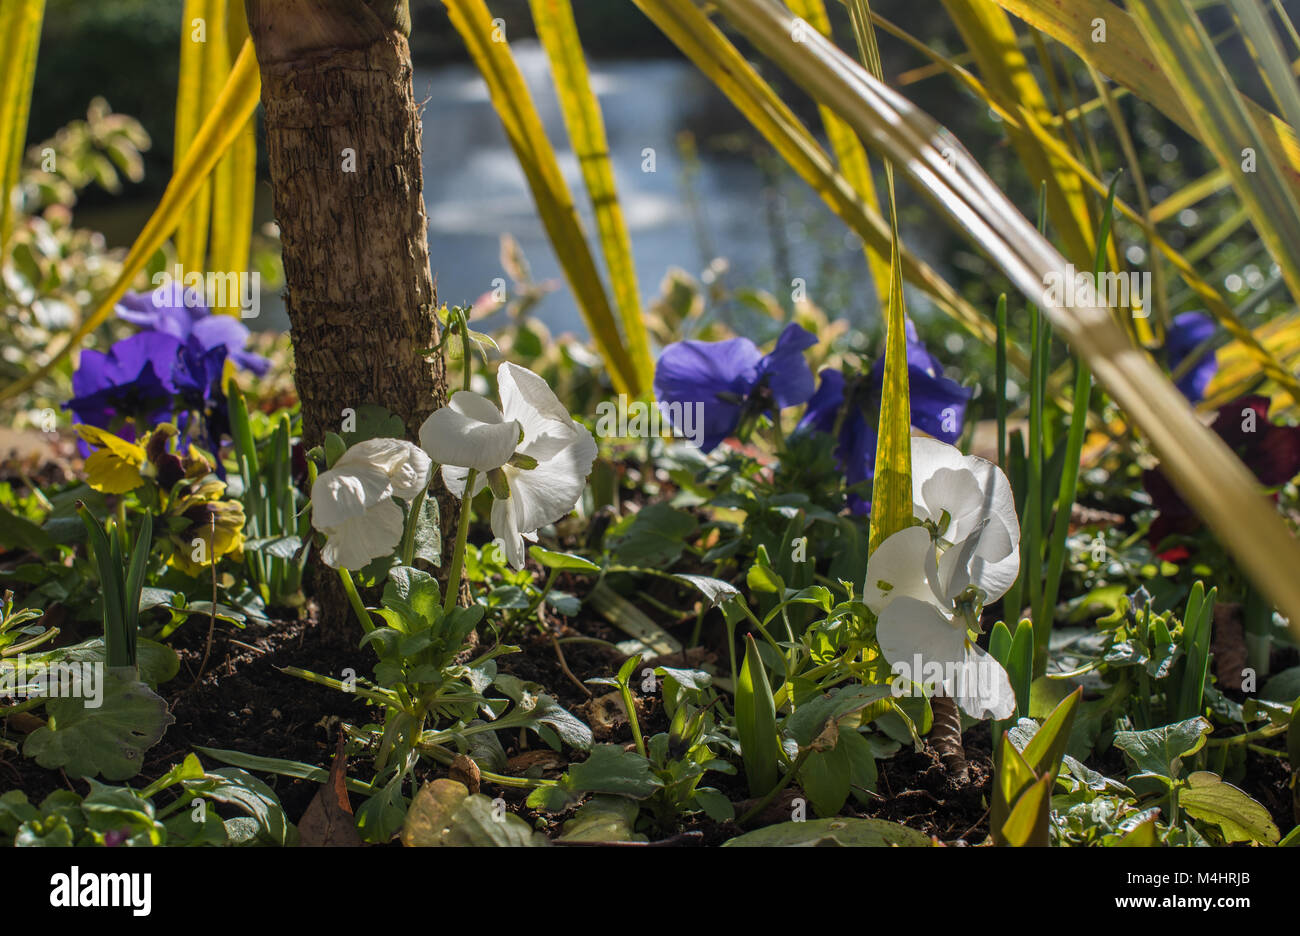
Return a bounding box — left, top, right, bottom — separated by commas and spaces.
74, 425, 147, 494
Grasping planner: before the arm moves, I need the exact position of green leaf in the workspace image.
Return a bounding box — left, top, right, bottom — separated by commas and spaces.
183, 767, 292, 846
1113, 716, 1212, 781
1021, 686, 1082, 784
736, 634, 780, 797
404, 779, 548, 846
557, 795, 646, 843
1178, 771, 1281, 844
723, 816, 931, 846
800, 743, 852, 818
382, 566, 442, 630
606, 504, 698, 567
22, 668, 173, 780
526, 744, 661, 813
528, 545, 599, 572
673, 573, 739, 608
0, 504, 54, 555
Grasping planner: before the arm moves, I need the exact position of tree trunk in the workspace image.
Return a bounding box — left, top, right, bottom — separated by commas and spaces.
245, 0, 462, 627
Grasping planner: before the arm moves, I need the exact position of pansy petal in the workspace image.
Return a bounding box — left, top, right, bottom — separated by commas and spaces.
757, 323, 817, 409
310, 462, 392, 530
862, 525, 943, 615
498, 362, 579, 461
440, 463, 488, 501
490, 495, 527, 570
337, 438, 431, 501
419, 396, 519, 471
508, 423, 598, 535
876, 595, 967, 685
952, 642, 1016, 721
654, 336, 761, 451
320, 499, 404, 570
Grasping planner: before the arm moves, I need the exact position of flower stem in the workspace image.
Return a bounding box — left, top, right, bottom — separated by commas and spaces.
442, 468, 477, 614
338, 568, 374, 634
400, 488, 427, 567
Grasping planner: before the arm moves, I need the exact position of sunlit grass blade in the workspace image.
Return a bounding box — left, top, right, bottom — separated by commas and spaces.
1033, 177, 1117, 670
0, 40, 262, 404
788, 0, 892, 304
528, 0, 654, 394
633, 0, 1024, 372
209, 0, 256, 313
705, 0, 1300, 638
940, 0, 1095, 268
842, 1, 912, 556
1128, 0, 1300, 311
863, 8, 1300, 399
988, 0, 1300, 203
0, 0, 45, 252
175, 0, 219, 272
443, 0, 640, 396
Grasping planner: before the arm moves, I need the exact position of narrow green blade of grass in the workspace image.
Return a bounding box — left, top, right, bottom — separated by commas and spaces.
1033, 175, 1119, 670
0, 40, 262, 404
736, 633, 780, 797
175, 0, 217, 273
442, 0, 640, 396
528, 0, 654, 395
703, 0, 1300, 638
0, 0, 45, 252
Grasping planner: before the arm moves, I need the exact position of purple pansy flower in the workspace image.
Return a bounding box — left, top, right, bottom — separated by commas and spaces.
116, 291, 270, 377
66, 291, 270, 460
797, 321, 971, 513
1165, 311, 1218, 402
654, 323, 818, 452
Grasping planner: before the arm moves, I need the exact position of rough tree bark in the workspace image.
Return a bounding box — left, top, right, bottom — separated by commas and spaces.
244, 0, 462, 627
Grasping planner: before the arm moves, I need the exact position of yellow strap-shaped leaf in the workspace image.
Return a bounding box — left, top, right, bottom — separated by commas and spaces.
529, 0, 654, 396
707, 0, 1300, 639
443, 0, 639, 397
868, 9, 1300, 401
786, 0, 892, 307
0, 0, 45, 252
941, 0, 1097, 270
0, 40, 262, 404
633, 0, 1027, 375
989, 0, 1300, 203
1128, 0, 1300, 313
208, 0, 256, 314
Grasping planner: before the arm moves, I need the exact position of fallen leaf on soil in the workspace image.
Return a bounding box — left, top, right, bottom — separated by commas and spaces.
448, 753, 481, 794
298, 734, 362, 847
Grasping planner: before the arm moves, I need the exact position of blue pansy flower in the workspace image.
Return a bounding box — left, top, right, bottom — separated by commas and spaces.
1164, 311, 1218, 402
654, 322, 817, 452
797, 321, 971, 513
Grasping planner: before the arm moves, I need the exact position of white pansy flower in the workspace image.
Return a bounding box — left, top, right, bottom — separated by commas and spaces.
864, 437, 1020, 721
310, 438, 432, 570
419, 363, 597, 570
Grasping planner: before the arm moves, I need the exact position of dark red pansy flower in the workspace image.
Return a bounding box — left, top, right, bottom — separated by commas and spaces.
1145, 395, 1300, 552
